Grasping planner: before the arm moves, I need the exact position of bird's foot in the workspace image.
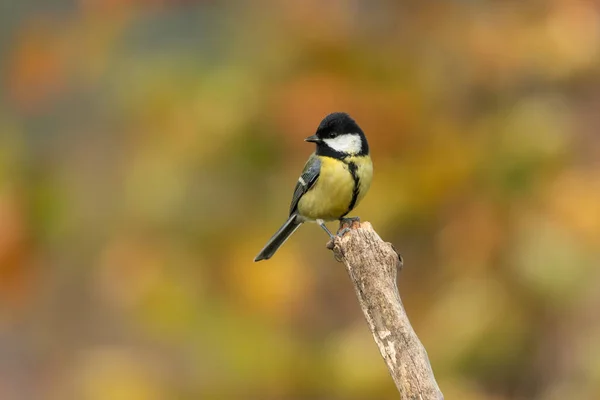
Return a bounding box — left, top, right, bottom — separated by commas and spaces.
337, 216, 360, 236
337, 227, 351, 237
340, 216, 360, 226
317, 219, 335, 239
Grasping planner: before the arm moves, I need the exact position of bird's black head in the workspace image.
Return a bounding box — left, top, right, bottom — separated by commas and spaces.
305, 112, 369, 158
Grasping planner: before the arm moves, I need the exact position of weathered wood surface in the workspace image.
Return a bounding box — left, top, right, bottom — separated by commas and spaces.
330, 220, 443, 400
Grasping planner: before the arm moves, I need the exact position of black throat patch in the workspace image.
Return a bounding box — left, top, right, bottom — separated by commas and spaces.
343, 161, 361, 218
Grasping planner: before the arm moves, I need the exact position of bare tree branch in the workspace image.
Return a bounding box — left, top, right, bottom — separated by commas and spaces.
330, 220, 443, 400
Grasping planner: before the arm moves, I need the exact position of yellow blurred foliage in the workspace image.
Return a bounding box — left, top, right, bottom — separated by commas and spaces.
70, 348, 166, 400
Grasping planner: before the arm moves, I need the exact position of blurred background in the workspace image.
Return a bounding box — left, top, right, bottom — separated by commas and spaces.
1, 0, 600, 399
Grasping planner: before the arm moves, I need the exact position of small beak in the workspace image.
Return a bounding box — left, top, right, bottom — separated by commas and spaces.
304, 134, 321, 143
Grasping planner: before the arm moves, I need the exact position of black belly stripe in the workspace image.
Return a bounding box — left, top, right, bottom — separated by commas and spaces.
343, 161, 360, 217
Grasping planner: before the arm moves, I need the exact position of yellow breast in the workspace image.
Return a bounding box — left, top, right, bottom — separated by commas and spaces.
346, 155, 373, 206
297, 155, 373, 221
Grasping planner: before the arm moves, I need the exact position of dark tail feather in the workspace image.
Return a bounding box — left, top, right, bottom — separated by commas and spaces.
254, 215, 302, 262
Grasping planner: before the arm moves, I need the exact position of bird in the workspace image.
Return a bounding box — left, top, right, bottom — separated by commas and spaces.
254, 112, 373, 262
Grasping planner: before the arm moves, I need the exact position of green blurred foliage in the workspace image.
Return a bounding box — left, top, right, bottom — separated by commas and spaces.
1, 0, 600, 399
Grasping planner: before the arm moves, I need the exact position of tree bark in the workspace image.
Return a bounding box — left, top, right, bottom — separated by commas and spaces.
330, 220, 443, 400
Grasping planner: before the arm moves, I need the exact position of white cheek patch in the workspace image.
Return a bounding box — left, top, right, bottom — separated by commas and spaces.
323, 134, 362, 154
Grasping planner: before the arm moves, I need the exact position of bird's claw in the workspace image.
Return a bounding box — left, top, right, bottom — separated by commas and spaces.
337, 227, 352, 237
338, 216, 360, 235
339, 216, 360, 227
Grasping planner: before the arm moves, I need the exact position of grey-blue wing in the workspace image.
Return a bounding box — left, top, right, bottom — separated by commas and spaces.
289, 153, 321, 216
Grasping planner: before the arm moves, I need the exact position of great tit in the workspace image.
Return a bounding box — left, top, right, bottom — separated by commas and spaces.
254, 112, 373, 261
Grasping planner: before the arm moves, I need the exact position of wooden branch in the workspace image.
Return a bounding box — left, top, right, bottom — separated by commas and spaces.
329, 220, 443, 400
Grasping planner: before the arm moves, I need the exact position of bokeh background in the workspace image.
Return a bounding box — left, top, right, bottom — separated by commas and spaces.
1, 1, 600, 399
